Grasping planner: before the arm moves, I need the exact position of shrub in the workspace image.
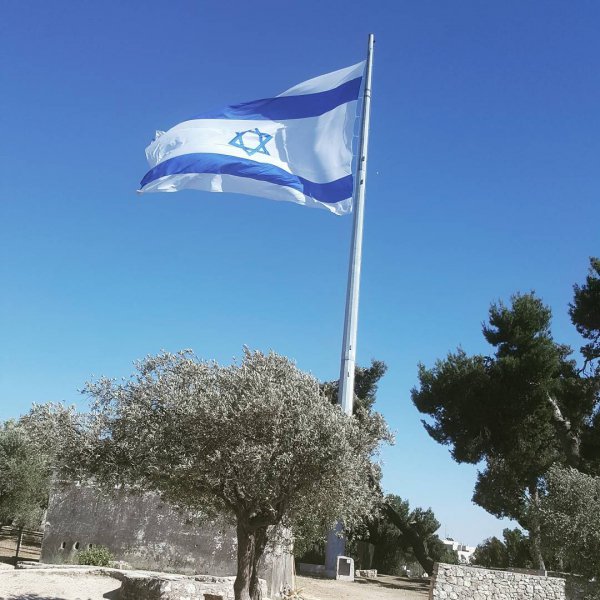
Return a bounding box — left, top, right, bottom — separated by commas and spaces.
76, 545, 114, 566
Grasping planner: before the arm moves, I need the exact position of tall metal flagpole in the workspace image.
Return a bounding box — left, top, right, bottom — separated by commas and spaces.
339, 32, 374, 416
325, 32, 375, 578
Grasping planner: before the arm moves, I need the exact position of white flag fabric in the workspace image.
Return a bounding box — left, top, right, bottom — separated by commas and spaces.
138, 62, 364, 215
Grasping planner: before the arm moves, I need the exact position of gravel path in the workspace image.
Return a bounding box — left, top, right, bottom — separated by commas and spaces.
0, 569, 120, 600
296, 574, 430, 600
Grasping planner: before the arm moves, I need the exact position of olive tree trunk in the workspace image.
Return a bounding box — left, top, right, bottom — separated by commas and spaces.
234, 520, 269, 600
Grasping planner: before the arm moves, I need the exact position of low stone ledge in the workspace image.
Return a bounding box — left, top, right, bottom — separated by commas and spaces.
16, 561, 81, 569
355, 569, 377, 578
296, 562, 326, 577
15, 564, 124, 576
118, 573, 237, 600
16, 562, 129, 576
118, 572, 270, 600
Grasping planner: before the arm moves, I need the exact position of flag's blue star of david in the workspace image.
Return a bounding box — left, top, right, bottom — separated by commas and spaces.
229, 128, 273, 157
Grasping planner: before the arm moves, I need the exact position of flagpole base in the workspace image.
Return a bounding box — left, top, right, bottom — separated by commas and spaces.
324, 522, 346, 578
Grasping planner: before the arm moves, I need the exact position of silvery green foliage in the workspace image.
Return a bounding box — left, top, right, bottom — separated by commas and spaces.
18, 402, 81, 463
72, 349, 392, 542
0, 403, 81, 528
541, 465, 600, 579
0, 424, 47, 527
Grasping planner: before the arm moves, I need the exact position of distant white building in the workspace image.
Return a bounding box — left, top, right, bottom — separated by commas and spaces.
441, 538, 476, 564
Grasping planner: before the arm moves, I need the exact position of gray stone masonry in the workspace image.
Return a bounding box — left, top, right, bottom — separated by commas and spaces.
355, 568, 377, 578
430, 563, 566, 600
118, 573, 245, 600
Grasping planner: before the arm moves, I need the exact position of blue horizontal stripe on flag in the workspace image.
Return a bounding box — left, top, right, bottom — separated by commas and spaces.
193, 77, 362, 121
140, 153, 353, 204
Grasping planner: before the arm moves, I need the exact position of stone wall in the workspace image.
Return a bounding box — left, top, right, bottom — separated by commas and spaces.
430, 563, 566, 600
41, 484, 292, 597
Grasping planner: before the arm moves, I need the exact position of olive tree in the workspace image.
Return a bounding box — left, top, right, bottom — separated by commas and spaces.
540, 466, 600, 578
0, 403, 79, 529
67, 349, 391, 600
0, 424, 48, 528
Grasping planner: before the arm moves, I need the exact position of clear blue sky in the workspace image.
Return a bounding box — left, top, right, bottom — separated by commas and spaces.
1, 1, 599, 546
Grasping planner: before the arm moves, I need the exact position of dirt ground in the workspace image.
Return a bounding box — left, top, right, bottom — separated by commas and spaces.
0, 567, 429, 600
0, 569, 120, 600
296, 574, 430, 600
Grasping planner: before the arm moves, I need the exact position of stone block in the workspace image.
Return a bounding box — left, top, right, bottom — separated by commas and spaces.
355, 568, 377, 578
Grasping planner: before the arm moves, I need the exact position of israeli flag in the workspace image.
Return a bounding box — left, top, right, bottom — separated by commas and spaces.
138, 62, 364, 215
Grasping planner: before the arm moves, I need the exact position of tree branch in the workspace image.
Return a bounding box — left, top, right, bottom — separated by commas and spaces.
383, 502, 435, 574
547, 393, 581, 468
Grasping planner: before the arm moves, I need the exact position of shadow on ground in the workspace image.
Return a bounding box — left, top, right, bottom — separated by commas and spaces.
0, 595, 67, 600
357, 575, 431, 593
0, 592, 120, 600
